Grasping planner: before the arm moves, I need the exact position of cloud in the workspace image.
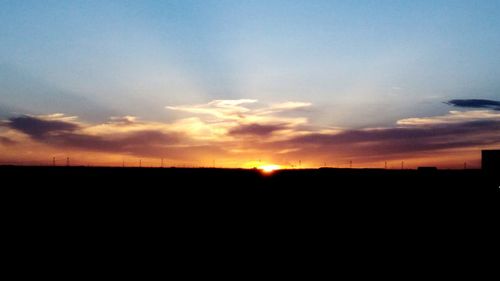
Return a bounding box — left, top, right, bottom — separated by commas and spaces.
397, 110, 500, 126
167, 99, 310, 121
254, 101, 312, 115
109, 115, 138, 125
0, 136, 15, 146
166, 99, 311, 139
270, 120, 500, 161
167, 99, 258, 120
7, 114, 80, 139
228, 123, 288, 136
287, 120, 500, 148
51, 130, 180, 154
1, 100, 314, 163
258, 98, 500, 161
446, 99, 500, 111
4, 114, 183, 158
2, 98, 500, 167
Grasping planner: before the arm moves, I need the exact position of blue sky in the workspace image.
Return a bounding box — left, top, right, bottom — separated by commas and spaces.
2, 0, 500, 125
1, 1, 500, 168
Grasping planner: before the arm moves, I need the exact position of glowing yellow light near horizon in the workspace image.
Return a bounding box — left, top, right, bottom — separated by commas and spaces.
258, 164, 281, 173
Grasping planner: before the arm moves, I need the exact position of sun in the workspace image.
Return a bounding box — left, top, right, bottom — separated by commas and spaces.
258, 164, 281, 174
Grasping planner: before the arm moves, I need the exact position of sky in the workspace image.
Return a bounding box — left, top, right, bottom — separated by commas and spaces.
1, 0, 500, 168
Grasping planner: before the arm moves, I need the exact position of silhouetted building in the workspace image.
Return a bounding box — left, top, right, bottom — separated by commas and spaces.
482, 150, 500, 171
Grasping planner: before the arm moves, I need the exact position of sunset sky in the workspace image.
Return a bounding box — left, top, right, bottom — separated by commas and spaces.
1, 0, 500, 168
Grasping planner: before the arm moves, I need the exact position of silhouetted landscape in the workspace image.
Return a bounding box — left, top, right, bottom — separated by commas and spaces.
2, 164, 497, 255
3, 166, 498, 209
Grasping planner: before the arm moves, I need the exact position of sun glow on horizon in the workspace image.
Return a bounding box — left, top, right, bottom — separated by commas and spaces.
258, 164, 281, 173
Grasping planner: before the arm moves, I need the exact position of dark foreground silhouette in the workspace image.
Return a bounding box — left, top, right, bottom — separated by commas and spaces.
2, 166, 497, 255
2, 166, 498, 206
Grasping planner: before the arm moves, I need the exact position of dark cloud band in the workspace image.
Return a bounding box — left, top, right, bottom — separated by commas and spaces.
5, 115, 182, 158
446, 99, 500, 111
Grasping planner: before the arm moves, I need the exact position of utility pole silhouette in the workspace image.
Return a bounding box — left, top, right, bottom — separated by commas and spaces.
384, 161, 387, 169
299, 160, 301, 168
52, 157, 56, 167
464, 162, 467, 169
122, 160, 125, 168
139, 159, 142, 168
401, 161, 404, 170
349, 160, 352, 169
66, 157, 70, 167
